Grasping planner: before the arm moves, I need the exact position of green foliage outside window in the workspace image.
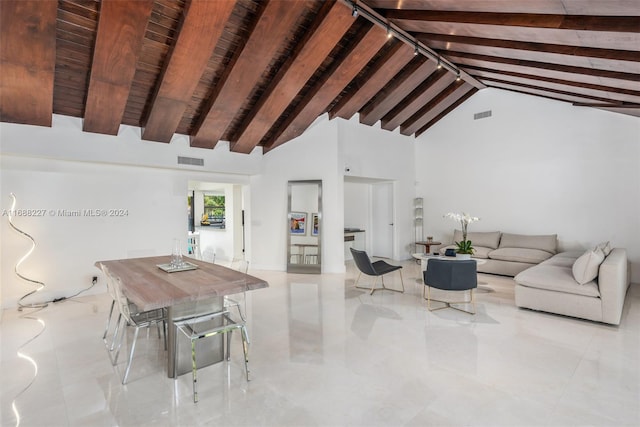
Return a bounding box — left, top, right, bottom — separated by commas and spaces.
204, 195, 225, 227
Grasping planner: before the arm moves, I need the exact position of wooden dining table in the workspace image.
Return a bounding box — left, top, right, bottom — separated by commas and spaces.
95, 255, 268, 378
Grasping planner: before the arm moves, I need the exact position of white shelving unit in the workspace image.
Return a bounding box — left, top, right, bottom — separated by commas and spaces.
414, 197, 423, 252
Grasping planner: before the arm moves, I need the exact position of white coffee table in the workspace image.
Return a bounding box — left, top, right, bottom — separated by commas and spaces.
411, 253, 486, 270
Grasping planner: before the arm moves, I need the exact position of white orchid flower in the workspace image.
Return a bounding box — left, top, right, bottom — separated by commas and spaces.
444, 212, 481, 253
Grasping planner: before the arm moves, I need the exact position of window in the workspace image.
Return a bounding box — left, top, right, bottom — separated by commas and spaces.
203, 194, 225, 229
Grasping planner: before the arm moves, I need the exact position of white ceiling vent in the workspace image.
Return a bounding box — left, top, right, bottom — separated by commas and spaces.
177, 156, 204, 167
474, 110, 492, 120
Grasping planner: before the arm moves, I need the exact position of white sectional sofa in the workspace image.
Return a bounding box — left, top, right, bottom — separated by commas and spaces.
514, 248, 629, 325
439, 230, 558, 276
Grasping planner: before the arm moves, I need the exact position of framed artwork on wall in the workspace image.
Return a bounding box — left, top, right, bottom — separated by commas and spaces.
311, 213, 319, 236
289, 212, 307, 235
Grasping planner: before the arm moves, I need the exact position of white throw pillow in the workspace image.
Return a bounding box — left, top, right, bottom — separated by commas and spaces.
572, 249, 605, 285
596, 241, 612, 257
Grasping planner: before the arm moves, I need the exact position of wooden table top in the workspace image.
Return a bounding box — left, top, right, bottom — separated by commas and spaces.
95, 256, 268, 311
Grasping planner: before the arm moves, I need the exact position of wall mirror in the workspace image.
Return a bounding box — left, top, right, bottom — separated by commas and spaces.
287, 180, 322, 274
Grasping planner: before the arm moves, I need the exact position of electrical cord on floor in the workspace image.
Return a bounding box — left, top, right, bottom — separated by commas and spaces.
50, 277, 99, 304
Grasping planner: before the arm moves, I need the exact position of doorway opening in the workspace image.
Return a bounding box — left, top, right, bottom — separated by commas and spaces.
344, 177, 396, 261
188, 181, 246, 264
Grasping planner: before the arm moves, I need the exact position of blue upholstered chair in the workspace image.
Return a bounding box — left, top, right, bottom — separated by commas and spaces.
423, 259, 477, 314
350, 247, 404, 295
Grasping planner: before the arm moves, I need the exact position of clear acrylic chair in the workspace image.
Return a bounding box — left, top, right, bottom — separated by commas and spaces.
100, 263, 137, 360
100, 263, 119, 353
173, 287, 250, 403
110, 274, 166, 384
224, 258, 249, 323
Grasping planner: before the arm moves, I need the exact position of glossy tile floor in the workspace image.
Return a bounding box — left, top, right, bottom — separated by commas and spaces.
2, 259, 639, 427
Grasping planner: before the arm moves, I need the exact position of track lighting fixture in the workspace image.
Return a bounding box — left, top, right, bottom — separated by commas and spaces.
345, 0, 462, 81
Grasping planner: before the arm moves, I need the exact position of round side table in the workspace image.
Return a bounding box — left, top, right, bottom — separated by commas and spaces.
415, 241, 441, 254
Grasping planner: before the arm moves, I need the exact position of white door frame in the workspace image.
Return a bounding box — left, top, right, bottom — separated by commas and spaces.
371, 181, 395, 259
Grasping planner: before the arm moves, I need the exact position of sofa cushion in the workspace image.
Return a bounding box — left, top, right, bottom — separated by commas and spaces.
488, 247, 553, 264
572, 249, 605, 285
453, 230, 501, 249
471, 246, 492, 259
543, 254, 579, 268
553, 251, 584, 259
499, 233, 557, 254
515, 264, 600, 297
596, 241, 612, 257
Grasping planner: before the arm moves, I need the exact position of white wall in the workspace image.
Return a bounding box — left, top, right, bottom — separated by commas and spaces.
1, 115, 263, 173
250, 116, 343, 272
1, 112, 420, 306
250, 114, 418, 272
0, 116, 256, 308
416, 88, 640, 282
339, 116, 417, 260
344, 181, 369, 231
6, 88, 632, 307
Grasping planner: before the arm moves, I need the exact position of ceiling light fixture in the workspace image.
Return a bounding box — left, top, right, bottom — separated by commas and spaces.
344, 0, 461, 78
456, 72, 461, 81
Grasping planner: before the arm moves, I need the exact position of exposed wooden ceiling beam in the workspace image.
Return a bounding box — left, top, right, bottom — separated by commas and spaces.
83, 0, 154, 135
415, 88, 478, 137
0, 0, 57, 126
467, 66, 640, 104
464, 65, 640, 98
329, 41, 414, 121
231, 1, 355, 154
416, 33, 639, 62
141, 0, 236, 143
480, 76, 621, 105
446, 51, 640, 82
573, 103, 640, 118
381, 68, 454, 131
359, 59, 438, 126
487, 82, 616, 105
401, 81, 469, 135
383, 10, 640, 32
190, 0, 309, 149
264, 23, 390, 151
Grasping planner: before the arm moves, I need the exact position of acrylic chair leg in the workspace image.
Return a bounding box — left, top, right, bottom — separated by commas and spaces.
241, 325, 250, 382
113, 316, 126, 365
162, 320, 167, 351
192, 339, 198, 403
110, 313, 123, 352
226, 330, 232, 361
103, 300, 115, 341
122, 327, 140, 385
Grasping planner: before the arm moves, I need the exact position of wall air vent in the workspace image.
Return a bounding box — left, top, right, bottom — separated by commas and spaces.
474, 110, 492, 120
177, 156, 204, 166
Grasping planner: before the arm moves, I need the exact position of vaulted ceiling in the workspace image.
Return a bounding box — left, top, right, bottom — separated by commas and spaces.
1, 0, 638, 155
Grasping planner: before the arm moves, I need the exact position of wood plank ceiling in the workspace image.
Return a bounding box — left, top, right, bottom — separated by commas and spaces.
1, 0, 638, 155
